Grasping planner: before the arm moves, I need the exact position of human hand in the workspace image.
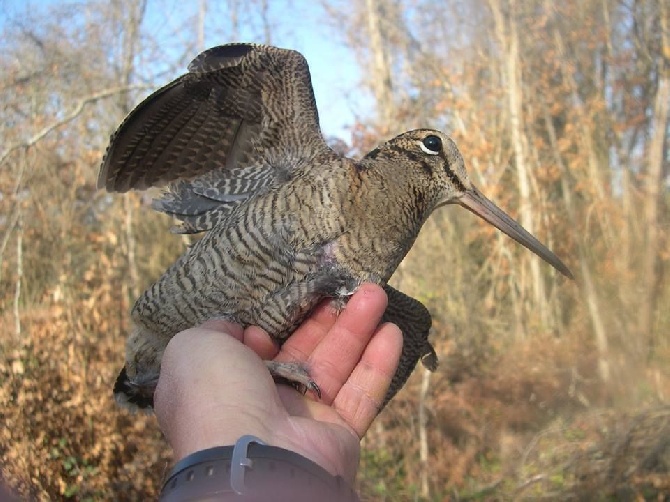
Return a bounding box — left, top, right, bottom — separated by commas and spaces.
154, 283, 402, 484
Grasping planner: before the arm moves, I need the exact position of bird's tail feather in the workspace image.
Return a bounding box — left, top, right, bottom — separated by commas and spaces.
113, 366, 156, 412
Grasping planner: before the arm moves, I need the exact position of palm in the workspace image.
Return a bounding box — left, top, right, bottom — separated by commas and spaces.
155, 284, 401, 485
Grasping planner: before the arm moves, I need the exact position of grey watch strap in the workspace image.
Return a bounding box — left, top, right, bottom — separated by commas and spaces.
159, 435, 360, 501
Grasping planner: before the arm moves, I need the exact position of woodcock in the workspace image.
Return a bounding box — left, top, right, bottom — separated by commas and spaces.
99, 43, 573, 411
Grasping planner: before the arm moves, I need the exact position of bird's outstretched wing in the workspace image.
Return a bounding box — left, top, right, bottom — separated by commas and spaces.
98, 44, 334, 232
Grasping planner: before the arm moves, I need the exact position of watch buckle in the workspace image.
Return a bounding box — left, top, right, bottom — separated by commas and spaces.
230, 434, 267, 494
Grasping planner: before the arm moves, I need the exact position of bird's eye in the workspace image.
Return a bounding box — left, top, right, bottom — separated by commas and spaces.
420, 135, 442, 155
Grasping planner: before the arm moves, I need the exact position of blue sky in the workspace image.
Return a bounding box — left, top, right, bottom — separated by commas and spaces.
0, 0, 371, 141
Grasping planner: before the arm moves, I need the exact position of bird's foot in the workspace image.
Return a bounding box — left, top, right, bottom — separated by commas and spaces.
265, 361, 321, 398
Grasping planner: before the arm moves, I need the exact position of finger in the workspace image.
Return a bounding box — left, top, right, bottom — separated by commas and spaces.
198, 319, 244, 340
275, 297, 340, 362
198, 320, 277, 361
332, 322, 402, 438
242, 325, 280, 359
296, 283, 388, 402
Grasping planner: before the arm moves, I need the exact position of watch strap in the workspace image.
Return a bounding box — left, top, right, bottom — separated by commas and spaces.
159, 435, 359, 501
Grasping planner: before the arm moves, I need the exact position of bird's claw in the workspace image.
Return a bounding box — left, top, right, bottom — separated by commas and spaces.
265, 360, 321, 398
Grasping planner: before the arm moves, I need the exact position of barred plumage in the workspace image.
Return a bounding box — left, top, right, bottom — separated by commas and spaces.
99, 43, 572, 411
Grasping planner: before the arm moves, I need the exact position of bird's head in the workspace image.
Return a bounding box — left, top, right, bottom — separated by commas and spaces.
363, 129, 573, 279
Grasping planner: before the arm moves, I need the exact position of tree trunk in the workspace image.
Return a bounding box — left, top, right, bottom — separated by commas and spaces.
543, 107, 610, 382
490, 0, 548, 337
196, 0, 207, 52
365, 0, 394, 126
550, 13, 615, 250
419, 368, 431, 499
639, 2, 669, 357
114, 0, 147, 301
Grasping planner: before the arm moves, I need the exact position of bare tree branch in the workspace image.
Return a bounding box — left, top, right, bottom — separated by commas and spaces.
0, 84, 151, 165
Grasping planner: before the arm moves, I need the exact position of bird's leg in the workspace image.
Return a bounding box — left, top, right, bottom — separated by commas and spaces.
265, 361, 322, 398
249, 270, 359, 398
326, 272, 367, 313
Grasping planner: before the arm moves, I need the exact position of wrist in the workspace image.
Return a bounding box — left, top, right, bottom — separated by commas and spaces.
167, 408, 272, 462
161, 395, 359, 483
170, 420, 358, 484
159, 435, 360, 501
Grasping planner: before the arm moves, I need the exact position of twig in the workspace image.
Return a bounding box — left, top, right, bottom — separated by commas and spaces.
13, 211, 22, 338
0, 148, 28, 286
0, 208, 21, 283
0, 84, 151, 165
455, 478, 504, 501
515, 474, 548, 495
418, 367, 432, 499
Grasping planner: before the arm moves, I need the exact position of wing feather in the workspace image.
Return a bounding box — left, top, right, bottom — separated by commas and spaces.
98, 43, 333, 204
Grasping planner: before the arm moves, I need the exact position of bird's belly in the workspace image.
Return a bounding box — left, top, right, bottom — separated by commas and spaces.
131, 228, 347, 342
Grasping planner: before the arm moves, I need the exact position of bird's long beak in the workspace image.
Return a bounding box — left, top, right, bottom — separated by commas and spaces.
457, 186, 574, 279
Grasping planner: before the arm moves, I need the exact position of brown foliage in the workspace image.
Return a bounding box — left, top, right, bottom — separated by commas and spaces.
361, 331, 670, 500
0, 229, 172, 500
